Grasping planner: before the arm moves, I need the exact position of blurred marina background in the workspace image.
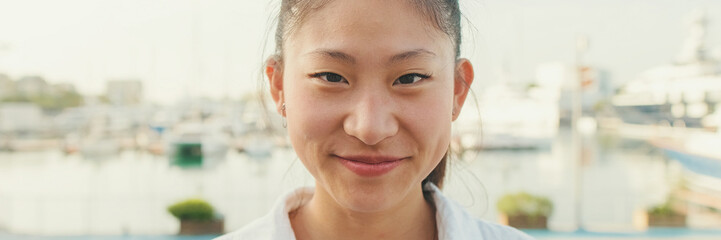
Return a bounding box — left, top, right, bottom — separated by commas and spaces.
1, 0, 721, 239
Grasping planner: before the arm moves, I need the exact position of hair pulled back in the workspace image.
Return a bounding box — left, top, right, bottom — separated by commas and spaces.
273, 0, 463, 189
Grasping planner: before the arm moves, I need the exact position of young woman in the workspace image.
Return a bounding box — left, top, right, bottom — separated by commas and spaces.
218, 0, 534, 239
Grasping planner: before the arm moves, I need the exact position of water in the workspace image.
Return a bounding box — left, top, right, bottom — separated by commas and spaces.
0, 147, 311, 235
444, 129, 679, 231
0, 129, 713, 237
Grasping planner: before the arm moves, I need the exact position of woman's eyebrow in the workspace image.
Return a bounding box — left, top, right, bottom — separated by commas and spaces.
306, 49, 356, 64
388, 49, 436, 64
305, 48, 436, 65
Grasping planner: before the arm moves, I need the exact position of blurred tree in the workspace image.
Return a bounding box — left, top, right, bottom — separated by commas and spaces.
1, 91, 84, 110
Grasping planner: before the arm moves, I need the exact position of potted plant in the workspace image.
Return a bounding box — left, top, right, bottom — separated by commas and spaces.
646, 201, 686, 227
497, 192, 553, 229
168, 198, 224, 235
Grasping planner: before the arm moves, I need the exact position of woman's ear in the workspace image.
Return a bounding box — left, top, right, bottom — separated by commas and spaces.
265, 56, 285, 116
452, 58, 474, 121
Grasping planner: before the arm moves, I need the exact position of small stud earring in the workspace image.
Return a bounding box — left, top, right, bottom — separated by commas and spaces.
281, 103, 287, 128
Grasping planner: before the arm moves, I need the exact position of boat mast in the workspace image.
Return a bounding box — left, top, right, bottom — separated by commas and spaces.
676, 10, 709, 65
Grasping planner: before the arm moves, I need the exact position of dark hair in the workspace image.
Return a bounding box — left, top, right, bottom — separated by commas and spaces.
272, 0, 463, 189
275, 0, 462, 59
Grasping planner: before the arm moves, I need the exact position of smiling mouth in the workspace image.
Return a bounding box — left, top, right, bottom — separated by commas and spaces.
335, 155, 405, 177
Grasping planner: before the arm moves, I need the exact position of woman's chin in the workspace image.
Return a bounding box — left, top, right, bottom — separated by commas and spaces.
340, 195, 398, 213
329, 180, 414, 213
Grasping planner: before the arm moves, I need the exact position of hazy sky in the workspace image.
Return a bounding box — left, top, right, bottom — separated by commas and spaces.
0, 0, 720, 104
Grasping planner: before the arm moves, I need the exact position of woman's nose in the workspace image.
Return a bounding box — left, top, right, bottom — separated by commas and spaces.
343, 91, 399, 146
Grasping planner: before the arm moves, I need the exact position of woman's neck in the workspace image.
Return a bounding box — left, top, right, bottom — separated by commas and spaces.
290, 183, 437, 240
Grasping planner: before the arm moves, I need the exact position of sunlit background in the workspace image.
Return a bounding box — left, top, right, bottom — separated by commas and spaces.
1, 0, 721, 239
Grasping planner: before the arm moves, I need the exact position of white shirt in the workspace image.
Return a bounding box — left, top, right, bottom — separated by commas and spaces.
215, 183, 535, 240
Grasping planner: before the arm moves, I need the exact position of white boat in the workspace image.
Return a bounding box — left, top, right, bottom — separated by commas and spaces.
168, 119, 230, 166
454, 78, 560, 150
79, 138, 121, 159
612, 11, 721, 130
243, 131, 274, 159
653, 130, 721, 180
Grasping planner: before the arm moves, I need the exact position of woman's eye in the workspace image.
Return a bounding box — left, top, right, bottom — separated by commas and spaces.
394, 73, 429, 85
310, 72, 347, 83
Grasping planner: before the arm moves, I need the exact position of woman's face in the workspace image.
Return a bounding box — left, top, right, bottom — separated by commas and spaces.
268, 0, 472, 212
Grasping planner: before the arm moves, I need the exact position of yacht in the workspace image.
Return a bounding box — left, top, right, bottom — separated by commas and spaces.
612, 11, 721, 130
454, 75, 560, 150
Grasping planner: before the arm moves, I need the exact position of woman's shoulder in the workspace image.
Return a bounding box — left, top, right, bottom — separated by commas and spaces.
427, 183, 535, 240
435, 196, 535, 239
469, 218, 536, 240
436, 201, 535, 239
214, 187, 313, 240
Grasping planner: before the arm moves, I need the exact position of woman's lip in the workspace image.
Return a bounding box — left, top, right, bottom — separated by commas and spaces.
336, 155, 404, 177
337, 155, 405, 164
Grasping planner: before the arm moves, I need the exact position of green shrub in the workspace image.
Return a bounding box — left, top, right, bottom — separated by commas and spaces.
646, 196, 683, 217
648, 200, 683, 217
648, 203, 674, 216
497, 192, 553, 217
167, 198, 215, 221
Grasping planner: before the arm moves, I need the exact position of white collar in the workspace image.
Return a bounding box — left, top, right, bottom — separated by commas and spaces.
219, 182, 533, 240
270, 183, 480, 240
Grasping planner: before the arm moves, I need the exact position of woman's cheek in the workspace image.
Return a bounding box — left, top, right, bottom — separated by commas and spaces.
285, 82, 344, 154
408, 87, 453, 128
289, 95, 342, 135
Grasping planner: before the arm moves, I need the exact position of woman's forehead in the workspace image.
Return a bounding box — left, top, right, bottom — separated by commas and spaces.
285, 0, 454, 62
